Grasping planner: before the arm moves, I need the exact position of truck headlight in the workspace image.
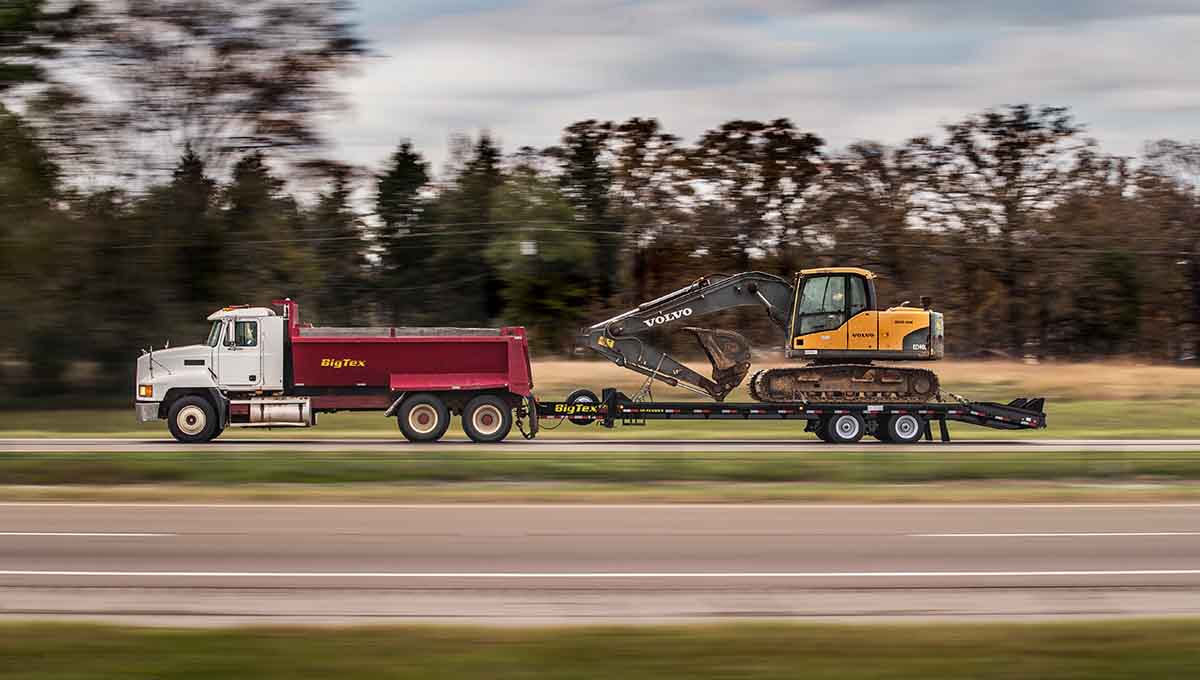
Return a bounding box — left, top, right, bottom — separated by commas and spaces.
138, 384, 153, 398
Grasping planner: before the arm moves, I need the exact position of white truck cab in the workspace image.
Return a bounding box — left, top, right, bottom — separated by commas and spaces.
135, 305, 287, 441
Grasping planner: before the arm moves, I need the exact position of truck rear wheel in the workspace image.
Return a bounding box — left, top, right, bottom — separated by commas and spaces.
462, 394, 513, 443
825, 413, 866, 444
167, 395, 220, 443
398, 393, 450, 443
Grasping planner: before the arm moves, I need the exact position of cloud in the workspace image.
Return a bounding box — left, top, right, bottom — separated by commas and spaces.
328, 0, 1200, 174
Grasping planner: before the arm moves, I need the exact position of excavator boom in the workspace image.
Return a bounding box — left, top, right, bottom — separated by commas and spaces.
579, 272, 794, 400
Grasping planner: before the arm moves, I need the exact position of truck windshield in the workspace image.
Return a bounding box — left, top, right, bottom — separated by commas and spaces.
206, 321, 223, 347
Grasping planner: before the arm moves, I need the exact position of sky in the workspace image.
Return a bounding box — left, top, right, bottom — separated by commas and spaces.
328, 0, 1200, 175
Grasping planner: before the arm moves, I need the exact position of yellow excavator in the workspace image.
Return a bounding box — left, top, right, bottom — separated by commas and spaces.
581, 267, 944, 403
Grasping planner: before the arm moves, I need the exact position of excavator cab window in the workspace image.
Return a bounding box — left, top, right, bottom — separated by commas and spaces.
797, 275, 847, 334
849, 276, 868, 316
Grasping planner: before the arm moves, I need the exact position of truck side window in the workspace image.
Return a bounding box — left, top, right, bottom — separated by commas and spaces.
234, 321, 258, 347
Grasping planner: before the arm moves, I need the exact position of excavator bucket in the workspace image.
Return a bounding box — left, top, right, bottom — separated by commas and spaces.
682, 327, 752, 400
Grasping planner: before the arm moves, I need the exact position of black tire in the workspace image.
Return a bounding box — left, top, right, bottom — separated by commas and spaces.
825, 413, 866, 444
872, 422, 894, 443
397, 393, 450, 443
462, 394, 513, 443
885, 413, 924, 444
167, 395, 219, 443
564, 388, 600, 426
813, 418, 832, 442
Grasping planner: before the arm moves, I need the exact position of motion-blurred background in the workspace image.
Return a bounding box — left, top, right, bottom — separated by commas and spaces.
1, 0, 1197, 406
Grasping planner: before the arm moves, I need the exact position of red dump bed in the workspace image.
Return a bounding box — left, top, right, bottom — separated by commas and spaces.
275, 299, 533, 397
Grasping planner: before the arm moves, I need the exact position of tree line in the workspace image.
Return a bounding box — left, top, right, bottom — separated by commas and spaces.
1, 1, 1198, 402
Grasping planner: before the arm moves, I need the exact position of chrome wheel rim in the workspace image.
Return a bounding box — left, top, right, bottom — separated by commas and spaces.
893, 415, 919, 440
834, 415, 861, 440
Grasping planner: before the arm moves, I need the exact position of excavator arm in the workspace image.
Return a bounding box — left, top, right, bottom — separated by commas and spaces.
579, 272, 794, 400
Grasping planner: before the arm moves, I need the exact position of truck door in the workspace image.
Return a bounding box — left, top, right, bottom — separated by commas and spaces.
216, 318, 263, 389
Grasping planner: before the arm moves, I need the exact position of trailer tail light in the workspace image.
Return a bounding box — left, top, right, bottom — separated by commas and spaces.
138, 384, 153, 398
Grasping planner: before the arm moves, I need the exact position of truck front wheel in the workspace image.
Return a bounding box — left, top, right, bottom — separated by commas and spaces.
398, 393, 450, 443
167, 396, 220, 443
462, 394, 513, 443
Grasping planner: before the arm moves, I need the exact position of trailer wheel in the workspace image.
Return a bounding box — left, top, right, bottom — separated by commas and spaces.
398, 393, 450, 443
462, 394, 513, 443
167, 395, 219, 443
884, 414, 924, 444
564, 388, 600, 426
826, 413, 866, 444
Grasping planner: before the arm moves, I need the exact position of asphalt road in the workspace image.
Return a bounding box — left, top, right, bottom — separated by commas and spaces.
3, 502, 1200, 625
3, 437, 1200, 452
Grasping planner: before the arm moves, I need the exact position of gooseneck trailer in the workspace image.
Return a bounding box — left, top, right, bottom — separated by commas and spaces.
135, 299, 1046, 444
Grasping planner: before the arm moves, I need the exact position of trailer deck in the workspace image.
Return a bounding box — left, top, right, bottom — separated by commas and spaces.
531, 389, 1046, 443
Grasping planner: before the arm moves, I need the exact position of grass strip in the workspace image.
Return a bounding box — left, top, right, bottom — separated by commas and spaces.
1, 620, 1199, 679
4, 450, 1200, 486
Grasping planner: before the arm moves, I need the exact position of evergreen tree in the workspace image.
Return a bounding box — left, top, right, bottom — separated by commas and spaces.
166, 146, 220, 307
429, 133, 504, 325
310, 165, 367, 324
550, 120, 617, 296
375, 141, 431, 323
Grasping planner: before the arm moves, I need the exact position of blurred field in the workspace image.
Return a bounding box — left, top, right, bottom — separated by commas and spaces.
2, 620, 1198, 679
1, 360, 1197, 439
3, 449, 1200, 487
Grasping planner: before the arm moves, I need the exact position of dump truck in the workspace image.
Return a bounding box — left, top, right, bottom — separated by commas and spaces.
135, 299, 534, 443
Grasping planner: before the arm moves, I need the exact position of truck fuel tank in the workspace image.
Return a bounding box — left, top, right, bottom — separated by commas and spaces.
229, 398, 314, 427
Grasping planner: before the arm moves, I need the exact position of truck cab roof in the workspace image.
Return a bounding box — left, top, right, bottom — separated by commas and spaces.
206, 306, 277, 321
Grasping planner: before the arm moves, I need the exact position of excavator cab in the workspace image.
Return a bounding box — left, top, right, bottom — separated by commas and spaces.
787, 267, 943, 362
791, 269, 876, 339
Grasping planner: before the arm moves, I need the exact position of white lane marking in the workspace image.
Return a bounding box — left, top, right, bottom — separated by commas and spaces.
915, 532, 1200, 538
2, 569, 1200, 579
0, 532, 174, 537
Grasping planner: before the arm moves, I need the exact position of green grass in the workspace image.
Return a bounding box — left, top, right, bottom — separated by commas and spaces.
1, 398, 1199, 439
4, 449, 1200, 486
1, 621, 1198, 679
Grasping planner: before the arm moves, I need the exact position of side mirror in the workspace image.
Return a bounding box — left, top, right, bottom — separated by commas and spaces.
224, 322, 236, 347
920, 296, 932, 310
